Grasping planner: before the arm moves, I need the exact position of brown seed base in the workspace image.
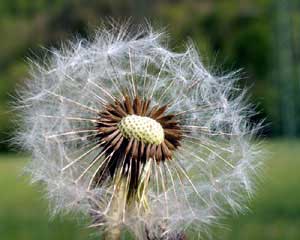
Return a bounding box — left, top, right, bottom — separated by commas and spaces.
92, 95, 183, 196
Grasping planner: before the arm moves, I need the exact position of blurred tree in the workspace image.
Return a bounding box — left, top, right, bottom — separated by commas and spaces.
0, 0, 300, 152
273, 0, 297, 137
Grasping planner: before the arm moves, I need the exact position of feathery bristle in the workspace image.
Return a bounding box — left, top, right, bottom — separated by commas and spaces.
15, 22, 262, 239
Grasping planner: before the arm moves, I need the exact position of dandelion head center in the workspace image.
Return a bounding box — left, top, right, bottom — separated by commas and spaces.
94, 95, 183, 192
118, 115, 164, 145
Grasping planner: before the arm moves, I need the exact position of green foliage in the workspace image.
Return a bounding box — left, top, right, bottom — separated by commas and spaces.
0, 0, 299, 151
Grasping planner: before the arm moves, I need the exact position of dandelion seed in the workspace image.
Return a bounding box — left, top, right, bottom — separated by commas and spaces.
15, 23, 262, 240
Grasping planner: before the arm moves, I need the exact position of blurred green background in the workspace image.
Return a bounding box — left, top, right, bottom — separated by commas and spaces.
0, 0, 299, 239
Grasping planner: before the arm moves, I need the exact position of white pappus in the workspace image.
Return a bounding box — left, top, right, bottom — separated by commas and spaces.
15, 23, 262, 240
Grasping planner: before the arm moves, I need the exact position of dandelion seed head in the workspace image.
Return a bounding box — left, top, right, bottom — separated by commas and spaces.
15, 22, 262, 239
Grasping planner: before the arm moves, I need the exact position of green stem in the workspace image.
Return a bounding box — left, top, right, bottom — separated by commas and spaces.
104, 227, 121, 240
104, 179, 127, 240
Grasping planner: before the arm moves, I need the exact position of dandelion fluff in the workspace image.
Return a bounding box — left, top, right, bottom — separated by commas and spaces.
15, 23, 262, 239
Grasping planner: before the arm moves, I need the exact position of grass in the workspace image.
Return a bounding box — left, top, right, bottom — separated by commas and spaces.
219, 140, 300, 240
0, 154, 98, 240
0, 140, 299, 240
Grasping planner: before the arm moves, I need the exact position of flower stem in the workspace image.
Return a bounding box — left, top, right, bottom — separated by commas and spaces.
104, 227, 121, 240
104, 178, 127, 240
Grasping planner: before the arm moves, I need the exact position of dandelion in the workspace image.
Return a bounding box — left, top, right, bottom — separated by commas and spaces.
15, 23, 262, 239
